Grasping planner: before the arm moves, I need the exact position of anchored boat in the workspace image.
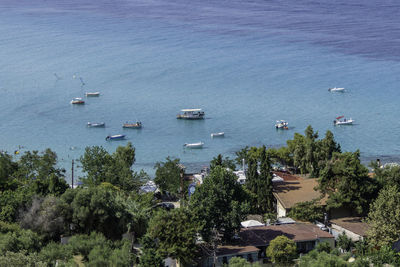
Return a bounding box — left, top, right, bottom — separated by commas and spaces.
177, 109, 205, 120
85, 92, 100, 97
328, 87, 345, 92
70, 97, 85, 104
184, 142, 204, 149
87, 122, 105, 128
334, 116, 354, 125
123, 121, 142, 129
275, 120, 289, 129
211, 132, 224, 138
105, 134, 126, 141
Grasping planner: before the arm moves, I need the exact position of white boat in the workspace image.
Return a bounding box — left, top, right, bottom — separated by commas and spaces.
328, 87, 345, 92
275, 120, 289, 129
211, 132, 225, 138
334, 116, 354, 125
105, 134, 126, 140
87, 122, 105, 128
177, 109, 205, 120
70, 97, 85, 104
85, 92, 100, 97
184, 142, 204, 149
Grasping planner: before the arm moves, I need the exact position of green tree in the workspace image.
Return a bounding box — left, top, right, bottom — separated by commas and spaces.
366, 186, 400, 247
147, 208, 198, 265
371, 161, 400, 189
0, 152, 18, 191
38, 242, 73, 265
298, 250, 347, 267
0, 228, 42, 255
0, 251, 46, 267
190, 166, 249, 242
154, 157, 183, 196
287, 200, 325, 222
315, 242, 332, 253
317, 151, 377, 215
337, 232, 354, 252
139, 235, 164, 267
266, 235, 297, 264
210, 154, 236, 171
228, 256, 261, 266
80, 143, 142, 192
62, 186, 130, 239
287, 133, 307, 174
257, 146, 274, 213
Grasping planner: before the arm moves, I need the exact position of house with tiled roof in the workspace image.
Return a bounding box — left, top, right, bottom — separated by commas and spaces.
273, 172, 327, 218
329, 217, 369, 241
198, 223, 334, 266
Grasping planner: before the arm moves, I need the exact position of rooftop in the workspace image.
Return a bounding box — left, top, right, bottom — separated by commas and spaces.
330, 217, 369, 237
238, 223, 333, 247
273, 175, 327, 209
216, 245, 259, 257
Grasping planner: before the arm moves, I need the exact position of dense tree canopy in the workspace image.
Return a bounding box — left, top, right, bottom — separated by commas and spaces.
154, 156, 182, 196
317, 151, 377, 215
189, 166, 249, 242
147, 208, 198, 264
266, 235, 297, 264
366, 186, 400, 247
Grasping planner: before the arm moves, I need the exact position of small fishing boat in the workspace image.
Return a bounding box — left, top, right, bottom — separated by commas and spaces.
275, 120, 289, 129
123, 121, 142, 129
177, 109, 205, 120
333, 116, 354, 125
87, 122, 105, 128
211, 132, 225, 138
328, 87, 345, 92
85, 92, 100, 97
105, 134, 126, 141
184, 142, 204, 149
70, 97, 85, 104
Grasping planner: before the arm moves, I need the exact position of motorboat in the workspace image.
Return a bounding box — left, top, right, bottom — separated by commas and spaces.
87, 122, 105, 128
328, 87, 345, 92
334, 116, 354, 125
211, 132, 225, 138
275, 120, 289, 129
70, 97, 85, 104
85, 92, 100, 97
105, 134, 126, 140
184, 142, 204, 149
123, 121, 142, 129
177, 109, 205, 120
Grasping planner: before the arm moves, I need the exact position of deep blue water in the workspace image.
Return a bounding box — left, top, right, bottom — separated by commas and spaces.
1, 0, 400, 180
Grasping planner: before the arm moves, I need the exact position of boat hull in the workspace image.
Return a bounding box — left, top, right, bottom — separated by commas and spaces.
87, 122, 105, 128
211, 132, 224, 137
184, 142, 204, 148
123, 124, 142, 129
85, 92, 100, 97
106, 134, 126, 140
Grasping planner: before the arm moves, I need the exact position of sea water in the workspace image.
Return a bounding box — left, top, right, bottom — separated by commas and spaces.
0, 0, 399, 181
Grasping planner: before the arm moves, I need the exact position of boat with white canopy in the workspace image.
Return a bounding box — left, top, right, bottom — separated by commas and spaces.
334, 116, 354, 125
177, 109, 205, 120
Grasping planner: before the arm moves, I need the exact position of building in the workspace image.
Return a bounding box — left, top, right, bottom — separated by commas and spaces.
273, 172, 326, 218
329, 217, 369, 241
199, 223, 334, 266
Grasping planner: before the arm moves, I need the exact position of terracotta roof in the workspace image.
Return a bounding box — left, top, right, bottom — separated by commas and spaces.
238, 224, 333, 247
330, 217, 369, 237
273, 177, 326, 209
216, 245, 259, 256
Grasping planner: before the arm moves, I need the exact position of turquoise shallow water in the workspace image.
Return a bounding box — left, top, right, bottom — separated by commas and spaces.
1, 0, 400, 180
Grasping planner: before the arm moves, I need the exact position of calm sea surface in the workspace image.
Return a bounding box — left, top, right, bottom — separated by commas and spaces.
1, 0, 400, 180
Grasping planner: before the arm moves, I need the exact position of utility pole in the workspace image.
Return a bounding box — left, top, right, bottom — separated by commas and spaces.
71, 159, 74, 189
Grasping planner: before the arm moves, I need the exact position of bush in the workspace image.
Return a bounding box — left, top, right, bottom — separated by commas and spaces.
315, 242, 331, 253
266, 235, 297, 264
298, 250, 348, 267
